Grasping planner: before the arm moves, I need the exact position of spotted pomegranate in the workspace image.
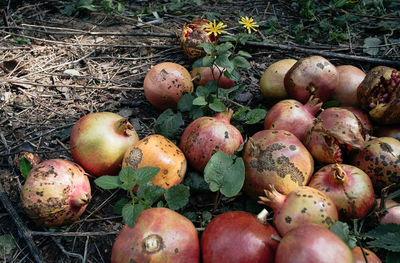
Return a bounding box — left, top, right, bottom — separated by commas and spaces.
263, 97, 321, 142
243, 130, 314, 199
275, 224, 354, 263
259, 185, 338, 235
111, 207, 200, 263
180, 18, 218, 60
191, 65, 234, 89
352, 246, 382, 263
20, 159, 91, 227
201, 210, 279, 263
334, 65, 366, 107
350, 136, 400, 192
305, 107, 366, 163
284, 56, 338, 103
342, 106, 373, 135
308, 163, 375, 221
358, 66, 400, 124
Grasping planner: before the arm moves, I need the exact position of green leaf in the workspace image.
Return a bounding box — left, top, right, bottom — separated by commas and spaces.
0, 234, 16, 256
245, 109, 267, 124
60, 4, 76, 16
115, 2, 125, 13
101, 0, 113, 13
189, 107, 204, 119
77, 0, 97, 11
94, 175, 121, 190
204, 151, 245, 197
143, 185, 165, 205
201, 211, 212, 226
178, 94, 194, 112
192, 96, 208, 106
196, 85, 210, 98
134, 167, 160, 185
330, 221, 357, 249
232, 106, 250, 121
363, 37, 382, 56
19, 156, 32, 179
165, 184, 190, 210
154, 109, 182, 139
366, 224, 400, 252
387, 252, 400, 263
192, 56, 213, 68
215, 51, 234, 71
122, 203, 146, 227
215, 42, 234, 54
232, 56, 251, 69
223, 70, 241, 82
114, 198, 129, 215
183, 172, 210, 192
197, 43, 215, 54
220, 35, 237, 42
205, 80, 218, 93
119, 166, 136, 190
237, 50, 252, 58
208, 98, 226, 112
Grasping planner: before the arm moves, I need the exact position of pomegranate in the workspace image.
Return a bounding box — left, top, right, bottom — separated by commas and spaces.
201, 210, 279, 263
284, 55, 338, 103
275, 224, 354, 263
334, 65, 366, 107
20, 159, 91, 227
350, 136, 400, 192
191, 65, 234, 89
305, 107, 365, 163
180, 109, 243, 172
111, 207, 200, 263
70, 112, 139, 177
376, 198, 400, 224
122, 134, 187, 190
308, 163, 375, 221
358, 66, 400, 124
263, 97, 321, 142
342, 106, 373, 135
143, 62, 194, 110
352, 246, 382, 263
243, 130, 314, 199
375, 125, 400, 141
180, 18, 218, 60
259, 59, 297, 103
258, 185, 338, 235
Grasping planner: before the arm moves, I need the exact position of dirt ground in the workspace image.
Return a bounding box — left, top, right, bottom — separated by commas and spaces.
0, 0, 399, 262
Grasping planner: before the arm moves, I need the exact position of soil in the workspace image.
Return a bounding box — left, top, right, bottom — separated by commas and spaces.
0, 1, 399, 262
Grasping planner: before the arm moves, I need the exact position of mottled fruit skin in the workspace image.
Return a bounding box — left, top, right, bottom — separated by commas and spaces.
352, 246, 382, 263
309, 164, 375, 221
70, 112, 139, 177
191, 65, 234, 89
275, 224, 354, 263
259, 186, 338, 236
375, 125, 400, 141
358, 66, 400, 124
180, 109, 243, 172
243, 130, 314, 199
350, 137, 400, 192
284, 56, 338, 103
143, 62, 194, 110
111, 207, 200, 263
305, 107, 365, 163
180, 18, 218, 60
201, 211, 279, 263
342, 106, 373, 135
334, 65, 366, 107
122, 134, 187, 190
20, 159, 91, 227
376, 199, 400, 225
263, 98, 321, 142
260, 59, 297, 103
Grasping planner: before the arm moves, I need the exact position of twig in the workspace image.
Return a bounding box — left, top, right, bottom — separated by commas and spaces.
82, 236, 89, 263
30, 231, 119, 237
51, 236, 83, 261
246, 40, 400, 67
1, 9, 9, 31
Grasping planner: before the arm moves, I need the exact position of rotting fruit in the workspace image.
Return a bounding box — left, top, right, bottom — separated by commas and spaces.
122, 134, 187, 190
20, 159, 91, 227
143, 62, 194, 110
111, 207, 200, 263
70, 112, 139, 177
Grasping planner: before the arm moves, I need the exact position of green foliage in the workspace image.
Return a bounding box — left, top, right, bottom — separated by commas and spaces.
0, 235, 16, 257
19, 157, 32, 179
154, 109, 183, 139
232, 107, 267, 124
330, 221, 357, 249
95, 167, 190, 226
365, 224, 400, 252
61, 0, 125, 16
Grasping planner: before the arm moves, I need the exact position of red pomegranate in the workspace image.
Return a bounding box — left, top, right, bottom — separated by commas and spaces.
376, 199, 400, 224
352, 246, 382, 263
342, 106, 373, 135
191, 65, 234, 89
334, 65, 366, 107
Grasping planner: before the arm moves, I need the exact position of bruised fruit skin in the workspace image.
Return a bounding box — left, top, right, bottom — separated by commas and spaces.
122, 134, 187, 190
350, 137, 400, 192
111, 207, 200, 263
260, 59, 297, 103
358, 66, 400, 124
275, 224, 354, 263
352, 246, 382, 263
305, 107, 366, 163
259, 185, 338, 236
342, 106, 373, 135
20, 159, 91, 227
191, 65, 234, 89
376, 199, 400, 224
308, 163, 375, 221
334, 65, 366, 107
201, 211, 279, 263
70, 112, 139, 177
143, 62, 194, 110
284, 56, 338, 104
243, 130, 314, 199
180, 109, 243, 172
180, 18, 218, 60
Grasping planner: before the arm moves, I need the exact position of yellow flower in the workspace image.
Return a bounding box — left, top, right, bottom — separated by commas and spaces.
202, 20, 227, 37
239, 16, 259, 34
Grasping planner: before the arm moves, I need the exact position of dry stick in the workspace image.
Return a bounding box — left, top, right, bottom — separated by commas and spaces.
246, 40, 400, 67
51, 236, 83, 261
30, 231, 119, 237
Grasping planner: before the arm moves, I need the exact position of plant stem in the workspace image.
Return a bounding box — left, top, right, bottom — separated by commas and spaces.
213, 191, 221, 212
